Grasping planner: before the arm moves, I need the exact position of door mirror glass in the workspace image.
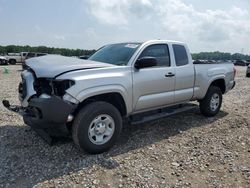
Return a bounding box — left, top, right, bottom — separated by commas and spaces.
135, 57, 157, 69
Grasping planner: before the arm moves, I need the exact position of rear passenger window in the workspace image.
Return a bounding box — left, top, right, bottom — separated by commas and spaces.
139, 44, 170, 67
173, 44, 188, 66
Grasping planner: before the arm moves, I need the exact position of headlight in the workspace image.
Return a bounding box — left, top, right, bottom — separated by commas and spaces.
63, 93, 79, 104
34, 78, 76, 98
53, 80, 75, 96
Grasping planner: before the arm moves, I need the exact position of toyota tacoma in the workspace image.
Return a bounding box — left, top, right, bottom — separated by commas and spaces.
3, 40, 236, 154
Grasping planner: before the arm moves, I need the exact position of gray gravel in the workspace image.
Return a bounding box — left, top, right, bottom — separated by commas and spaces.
0, 65, 249, 188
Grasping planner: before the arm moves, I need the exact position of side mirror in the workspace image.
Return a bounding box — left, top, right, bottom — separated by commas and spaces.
134, 57, 157, 69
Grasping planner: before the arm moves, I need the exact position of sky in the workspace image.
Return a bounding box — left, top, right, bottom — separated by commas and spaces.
0, 0, 250, 54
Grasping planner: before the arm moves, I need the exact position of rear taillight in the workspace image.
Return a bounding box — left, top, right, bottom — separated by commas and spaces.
233, 67, 236, 78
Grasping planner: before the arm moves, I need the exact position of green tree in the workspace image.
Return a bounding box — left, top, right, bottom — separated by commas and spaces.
0, 45, 96, 57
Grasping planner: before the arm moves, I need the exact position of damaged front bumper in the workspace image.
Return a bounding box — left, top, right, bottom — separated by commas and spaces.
2, 96, 76, 142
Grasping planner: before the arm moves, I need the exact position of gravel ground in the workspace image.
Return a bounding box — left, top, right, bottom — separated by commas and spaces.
0, 65, 249, 188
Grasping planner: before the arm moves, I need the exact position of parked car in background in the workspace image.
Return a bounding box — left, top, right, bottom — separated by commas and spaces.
5, 52, 47, 65
234, 60, 246, 66
246, 65, 250, 77
5, 52, 27, 65
246, 60, 250, 66
225, 60, 234, 64
0, 56, 8, 65
26, 52, 47, 60
193, 60, 219, 64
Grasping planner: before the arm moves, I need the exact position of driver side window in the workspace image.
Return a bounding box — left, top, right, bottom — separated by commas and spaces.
139, 44, 170, 67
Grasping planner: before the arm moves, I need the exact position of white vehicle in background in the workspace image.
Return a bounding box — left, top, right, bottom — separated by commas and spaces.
25, 52, 47, 59
5, 52, 28, 65
5, 52, 47, 65
0, 56, 8, 65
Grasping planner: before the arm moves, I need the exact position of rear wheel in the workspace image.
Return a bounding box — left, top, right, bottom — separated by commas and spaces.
247, 73, 250, 77
72, 101, 122, 154
9, 59, 16, 65
199, 86, 222, 117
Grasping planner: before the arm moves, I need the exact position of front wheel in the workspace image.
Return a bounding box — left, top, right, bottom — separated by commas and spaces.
199, 86, 222, 117
72, 101, 122, 154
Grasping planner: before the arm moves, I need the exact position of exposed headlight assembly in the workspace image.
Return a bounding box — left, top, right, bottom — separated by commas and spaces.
53, 80, 75, 96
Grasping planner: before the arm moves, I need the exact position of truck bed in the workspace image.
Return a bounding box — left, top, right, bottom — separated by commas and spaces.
193, 63, 235, 100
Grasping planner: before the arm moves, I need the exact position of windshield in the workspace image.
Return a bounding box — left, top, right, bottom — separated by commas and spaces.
89, 43, 141, 65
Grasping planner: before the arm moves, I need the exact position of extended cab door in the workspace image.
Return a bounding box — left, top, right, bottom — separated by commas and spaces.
172, 44, 195, 102
132, 44, 175, 112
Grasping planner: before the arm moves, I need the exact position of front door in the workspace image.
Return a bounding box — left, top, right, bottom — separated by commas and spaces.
132, 44, 175, 112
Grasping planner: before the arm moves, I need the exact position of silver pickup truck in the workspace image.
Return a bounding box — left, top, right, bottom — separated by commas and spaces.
3, 40, 236, 154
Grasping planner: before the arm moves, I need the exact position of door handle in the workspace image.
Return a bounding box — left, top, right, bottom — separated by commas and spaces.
165, 72, 175, 77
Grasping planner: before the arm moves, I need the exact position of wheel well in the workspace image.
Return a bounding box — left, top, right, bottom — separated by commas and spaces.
210, 79, 226, 94
9, 59, 16, 62
75, 93, 127, 116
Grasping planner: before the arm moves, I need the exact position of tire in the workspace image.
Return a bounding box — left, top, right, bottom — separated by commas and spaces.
72, 101, 122, 154
9, 59, 16, 65
199, 86, 222, 117
247, 73, 250, 77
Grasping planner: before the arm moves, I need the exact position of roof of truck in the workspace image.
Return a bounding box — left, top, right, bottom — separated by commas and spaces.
143, 39, 186, 45
108, 40, 185, 45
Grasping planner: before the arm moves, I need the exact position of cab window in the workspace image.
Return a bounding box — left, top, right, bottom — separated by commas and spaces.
139, 44, 170, 67
173, 44, 189, 66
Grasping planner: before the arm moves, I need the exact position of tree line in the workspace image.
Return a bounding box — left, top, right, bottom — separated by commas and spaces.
0, 45, 249, 60
192, 51, 250, 60
0, 45, 96, 57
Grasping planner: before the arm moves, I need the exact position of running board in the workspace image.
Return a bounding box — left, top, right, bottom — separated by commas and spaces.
130, 104, 197, 125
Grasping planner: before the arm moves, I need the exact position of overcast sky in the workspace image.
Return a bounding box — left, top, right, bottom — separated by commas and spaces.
0, 0, 250, 54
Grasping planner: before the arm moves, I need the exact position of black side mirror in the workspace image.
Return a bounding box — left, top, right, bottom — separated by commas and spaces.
135, 57, 157, 69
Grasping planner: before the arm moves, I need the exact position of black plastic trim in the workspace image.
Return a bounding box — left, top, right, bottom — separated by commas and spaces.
24, 96, 76, 129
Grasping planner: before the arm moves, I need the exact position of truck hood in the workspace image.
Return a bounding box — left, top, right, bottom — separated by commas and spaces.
25, 55, 115, 78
